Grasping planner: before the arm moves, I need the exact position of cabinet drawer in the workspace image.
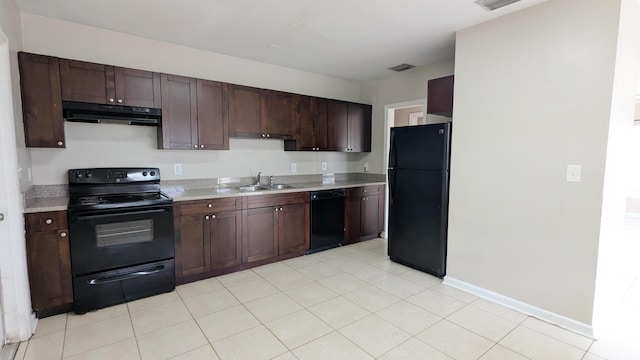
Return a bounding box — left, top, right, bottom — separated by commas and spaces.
242, 192, 308, 209
347, 185, 382, 197
177, 197, 240, 215
25, 211, 67, 233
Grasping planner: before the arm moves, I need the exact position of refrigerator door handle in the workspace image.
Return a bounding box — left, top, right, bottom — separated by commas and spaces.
389, 131, 397, 168
388, 169, 395, 206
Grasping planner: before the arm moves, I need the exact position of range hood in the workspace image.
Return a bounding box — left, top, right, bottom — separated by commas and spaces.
63, 101, 162, 126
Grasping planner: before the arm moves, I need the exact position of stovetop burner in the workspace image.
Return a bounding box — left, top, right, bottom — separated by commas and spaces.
71, 193, 168, 207
68, 167, 173, 211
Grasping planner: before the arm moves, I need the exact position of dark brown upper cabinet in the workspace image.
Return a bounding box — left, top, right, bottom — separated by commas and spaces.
159, 76, 229, 150
328, 100, 371, 152
18, 52, 65, 148
427, 75, 454, 117
159, 74, 197, 150
196, 80, 229, 150
228, 85, 295, 139
260, 89, 295, 139
284, 96, 328, 151
228, 84, 261, 138
60, 58, 161, 108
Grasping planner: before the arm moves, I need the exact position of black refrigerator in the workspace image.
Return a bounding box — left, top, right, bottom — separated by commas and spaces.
387, 122, 451, 278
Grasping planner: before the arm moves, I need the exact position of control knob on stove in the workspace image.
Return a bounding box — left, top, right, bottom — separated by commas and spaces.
85, 171, 92, 179
150, 171, 156, 176
142, 171, 148, 176
74, 172, 82, 179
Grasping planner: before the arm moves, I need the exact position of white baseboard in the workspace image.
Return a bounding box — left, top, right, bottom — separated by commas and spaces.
443, 276, 595, 339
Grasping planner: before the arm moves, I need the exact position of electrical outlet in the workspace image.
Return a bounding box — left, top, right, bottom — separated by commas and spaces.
321, 162, 327, 171
364, 162, 369, 172
566, 165, 581, 182
173, 163, 183, 175
291, 163, 297, 173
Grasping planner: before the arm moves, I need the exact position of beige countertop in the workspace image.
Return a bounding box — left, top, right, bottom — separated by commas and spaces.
23, 175, 386, 213
167, 180, 386, 202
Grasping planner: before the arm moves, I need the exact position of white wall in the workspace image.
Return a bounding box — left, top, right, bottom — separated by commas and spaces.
20, 14, 368, 185
447, 0, 627, 329
0, 0, 35, 344
362, 59, 455, 174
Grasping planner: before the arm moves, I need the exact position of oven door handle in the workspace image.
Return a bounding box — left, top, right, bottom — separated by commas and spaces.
87, 265, 165, 285
74, 209, 168, 220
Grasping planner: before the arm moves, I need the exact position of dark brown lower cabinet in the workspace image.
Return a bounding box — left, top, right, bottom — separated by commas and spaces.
175, 198, 242, 281
242, 207, 279, 263
242, 193, 310, 264
25, 211, 73, 317
346, 185, 385, 243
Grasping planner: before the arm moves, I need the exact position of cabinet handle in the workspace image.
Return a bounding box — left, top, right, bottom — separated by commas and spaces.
266, 134, 271, 138
211, 215, 216, 219
117, 99, 123, 104
193, 144, 198, 149
205, 215, 210, 220
200, 145, 204, 149
207, 204, 213, 208
57, 141, 63, 146
363, 189, 367, 193
108, 98, 115, 103
45, 218, 53, 225
60, 232, 67, 238
274, 208, 279, 212
279, 207, 283, 211
261, 134, 266, 138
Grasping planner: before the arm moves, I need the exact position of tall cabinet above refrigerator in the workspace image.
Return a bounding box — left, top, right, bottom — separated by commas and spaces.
387, 123, 451, 278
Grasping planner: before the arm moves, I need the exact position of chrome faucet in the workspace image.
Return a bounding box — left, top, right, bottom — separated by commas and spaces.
254, 172, 262, 186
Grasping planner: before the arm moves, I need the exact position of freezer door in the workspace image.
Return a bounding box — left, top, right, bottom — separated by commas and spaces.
389, 123, 451, 171
388, 168, 448, 277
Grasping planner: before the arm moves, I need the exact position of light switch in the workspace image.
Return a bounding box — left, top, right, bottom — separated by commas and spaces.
173, 163, 182, 175
291, 163, 297, 173
566, 165, 581, 182
321, 162, 327, 171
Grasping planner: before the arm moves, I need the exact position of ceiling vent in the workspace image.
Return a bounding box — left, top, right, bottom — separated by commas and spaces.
388, 64, 415, 72
475, 0, 521, 11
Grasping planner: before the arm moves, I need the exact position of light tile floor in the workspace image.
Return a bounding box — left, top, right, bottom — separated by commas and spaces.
12, 236, 637, 359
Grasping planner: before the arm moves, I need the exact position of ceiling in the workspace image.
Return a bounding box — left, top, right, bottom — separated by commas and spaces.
16, 0, 550, 82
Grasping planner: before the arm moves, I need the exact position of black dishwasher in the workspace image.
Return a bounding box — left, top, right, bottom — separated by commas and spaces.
308, 189, 346, 254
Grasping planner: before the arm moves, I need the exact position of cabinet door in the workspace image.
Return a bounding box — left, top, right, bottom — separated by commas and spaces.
26, 229, 72, 311
427, 75, 454, 117
18, 53, 65, 148
178, 213, 211, 277
348, 103, 372, 152
327, 100, 349, 151
345, 195, 362, 243
278, 203, 309, 255
114, 67, 161, 108
60, 59, 115, 104
297, 97, 329, 151
313, 98, 329, 150
210, 210, 242, 269
159, 74, 198, 150
261, 89, 295, 139
228, 84, 261, 138
242, 207, 278, 263
295, 95, 315, 150
360, 194, 381, 236
197, 79, 228, 150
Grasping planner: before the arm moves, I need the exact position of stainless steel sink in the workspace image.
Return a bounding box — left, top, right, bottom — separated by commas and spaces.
261, 184, 291, 190
236, 185, 263, 192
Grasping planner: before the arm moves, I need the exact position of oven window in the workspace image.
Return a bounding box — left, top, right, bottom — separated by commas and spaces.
96, 219, 154, 247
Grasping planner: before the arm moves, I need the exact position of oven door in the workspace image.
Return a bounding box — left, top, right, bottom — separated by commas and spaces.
68, 204, 174, 275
